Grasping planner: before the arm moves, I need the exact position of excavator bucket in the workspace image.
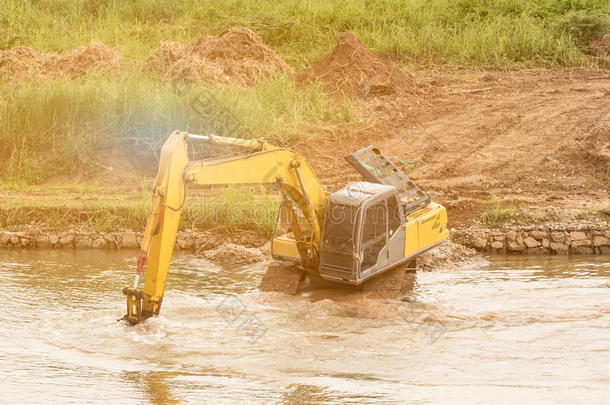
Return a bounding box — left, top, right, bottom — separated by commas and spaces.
122, 287, 144, 325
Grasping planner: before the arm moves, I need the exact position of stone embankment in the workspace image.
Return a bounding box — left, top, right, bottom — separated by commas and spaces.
0, 228, 266, 251
2, 222, 609, 256
452, 221, 610, 255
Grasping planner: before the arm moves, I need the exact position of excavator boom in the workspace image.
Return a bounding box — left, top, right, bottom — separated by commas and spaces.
123, 131, 326, 324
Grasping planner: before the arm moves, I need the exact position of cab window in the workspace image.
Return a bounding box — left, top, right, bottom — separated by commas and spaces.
361, 201, 387, 270
387, 195, 401, 234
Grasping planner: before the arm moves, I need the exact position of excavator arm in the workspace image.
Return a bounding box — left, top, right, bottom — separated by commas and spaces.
122, 131, 327, 325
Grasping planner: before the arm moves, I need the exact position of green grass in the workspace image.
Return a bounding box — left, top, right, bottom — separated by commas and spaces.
183, 185, 279, 235
1, 0, 608, 66
582, 206, 610, 221
0, 183, 279, 234
1, 0, 608, 232
1, 0, 608, 185
0, 71, 350, 183
479, 196, 514, 227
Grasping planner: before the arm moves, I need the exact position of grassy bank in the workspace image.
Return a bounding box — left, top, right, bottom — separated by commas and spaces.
1, 0, 608, 234
0, 183, 279, 235
1, 0, 608, 184
0, 72, 351, 183
2, 0, 608, 66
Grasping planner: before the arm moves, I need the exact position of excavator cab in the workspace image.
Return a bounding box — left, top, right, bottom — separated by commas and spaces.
319, 145, 444, 284
271, 144, 446, 285
319, 182, 406, 284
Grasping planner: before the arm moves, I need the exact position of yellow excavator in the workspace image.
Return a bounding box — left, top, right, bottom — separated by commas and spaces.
122, 131, 448, 325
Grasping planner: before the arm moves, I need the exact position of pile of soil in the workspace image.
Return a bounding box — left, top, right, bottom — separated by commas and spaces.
303, 32, 416, 97
57, 40, 122, 77
0, 40, 121, 80
417, 239, 478, 271
201, 243, 265, 266
573, 120, 610, 176
146, 27, 290, 85
0, 46, 57, 79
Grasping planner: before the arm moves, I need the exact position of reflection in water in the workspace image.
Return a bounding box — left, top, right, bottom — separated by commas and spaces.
281, 384, 330, 404
123, 371, 180, 405
0, 250, 608, 404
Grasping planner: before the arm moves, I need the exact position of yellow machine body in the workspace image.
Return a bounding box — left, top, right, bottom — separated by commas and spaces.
122, 131, 448, 324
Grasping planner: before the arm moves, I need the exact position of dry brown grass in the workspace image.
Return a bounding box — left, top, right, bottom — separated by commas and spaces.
0, 40, 122, 80
589, 34, 610, 57
146, 27, 291, 85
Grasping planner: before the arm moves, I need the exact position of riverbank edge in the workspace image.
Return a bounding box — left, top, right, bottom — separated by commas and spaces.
1, 221, 609, 255
452, 223, 610, 255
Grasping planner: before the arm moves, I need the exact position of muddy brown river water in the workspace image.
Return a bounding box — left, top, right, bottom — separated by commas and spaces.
0, 250, 608, 404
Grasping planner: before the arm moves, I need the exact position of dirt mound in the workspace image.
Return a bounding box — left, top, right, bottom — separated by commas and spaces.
201, 243, 265, 266
146, 27, 290, 85
57, 40, 122, 77
574, 120, 610, 176
259, 261, 304, 294
0, 46, 58, 79
417, 239, 478, 271
0, 41, 121, 80
303, 32, 416, 97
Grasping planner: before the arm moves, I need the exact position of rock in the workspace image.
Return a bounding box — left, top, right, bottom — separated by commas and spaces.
121, 232, 139, 249
59, 235, 74, 247
570, 231, 587, 241
593, 236, 609, 247
195, 236, 209, 249
9, 235, 19, 245
523, 237, 541, 248
92, 238, 107, 249
177, 238, 194, 250
472, 237, 488, 250
76, 238, 92, 248
0, 233, 9, 245
101, 233, 118, 248
570, 239, 591, 248
490, 241, 504, 250
525, 247, 546, 255
35, 235, 52, 248
259, 241, 272, 255
516, 236, 524, 245
603, 230, 610, 239
20, 238, 30, 247
542, 238, 550, 248
530, 230, 547, 240
508, 241, 525, 252
573, 246, 593, 254
600, 246, 610, 254
550, 232, 565, 243
492, 235, 505, 242
49, 234, 59, 246
506, 230, 517, 241
550, 242, 568, 254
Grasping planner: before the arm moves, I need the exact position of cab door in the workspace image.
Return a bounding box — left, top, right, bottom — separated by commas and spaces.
386, 194, 406, 265
359, 199, 388, 278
